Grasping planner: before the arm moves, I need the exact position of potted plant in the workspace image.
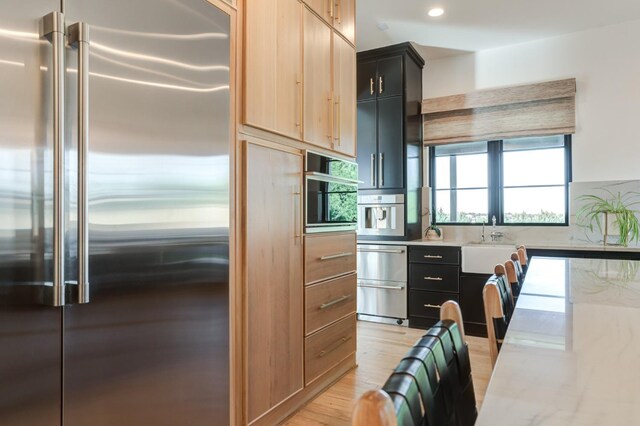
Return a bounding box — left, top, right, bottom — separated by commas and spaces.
576, 190, 640, 247
425, 224, 443, 241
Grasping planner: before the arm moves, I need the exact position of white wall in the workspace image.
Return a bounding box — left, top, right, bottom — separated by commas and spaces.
421, 18, 640, 183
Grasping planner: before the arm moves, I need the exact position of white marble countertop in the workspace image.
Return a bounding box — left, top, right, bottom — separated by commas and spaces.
476, 256, 640, 425
356, 238, 640, 252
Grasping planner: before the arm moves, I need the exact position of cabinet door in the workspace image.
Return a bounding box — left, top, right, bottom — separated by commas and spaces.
334, 0, 355, 45
245, 0, 302, 140
377, 96, 404, 189
304, 0, 333, 24
357, 59, 377, 101
333, 33, 356, 157
245, 142, 304, 422
377, 55, 403, 98
303, 7, 333, 149
356, 100, 377, 190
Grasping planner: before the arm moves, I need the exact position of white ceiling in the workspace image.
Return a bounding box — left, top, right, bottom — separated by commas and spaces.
357, 0, 640, 59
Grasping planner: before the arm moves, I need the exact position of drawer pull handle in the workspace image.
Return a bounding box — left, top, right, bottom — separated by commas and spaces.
319, 335, 352, 357
320, 252, 353, 261
357, 283, 404, 291
320, 295, 351, 310
424, 255, 443, 259
424, 304, 442, 309
357, 248, 405, 254
424, 276, 443, 281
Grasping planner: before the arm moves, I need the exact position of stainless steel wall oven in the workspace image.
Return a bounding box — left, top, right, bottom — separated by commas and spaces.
305, 151, 358, 233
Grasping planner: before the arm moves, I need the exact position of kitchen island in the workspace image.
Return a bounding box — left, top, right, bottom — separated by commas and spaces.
477, 256, 640, 425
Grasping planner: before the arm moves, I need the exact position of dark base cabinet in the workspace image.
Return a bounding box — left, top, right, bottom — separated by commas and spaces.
407, 246, 461, 330
460, 273, 490, 338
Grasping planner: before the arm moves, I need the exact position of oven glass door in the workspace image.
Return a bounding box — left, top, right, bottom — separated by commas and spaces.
306, 176, 358, 230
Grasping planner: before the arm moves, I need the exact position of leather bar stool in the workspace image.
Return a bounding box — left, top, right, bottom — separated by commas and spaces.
394, 356, 444, 426
517, 245, 529, 275
483, 266, 514, 368
504, 257, 523, 299
435, 301, 477, 426
414, 336, 456, 425
382, 372, 423, 426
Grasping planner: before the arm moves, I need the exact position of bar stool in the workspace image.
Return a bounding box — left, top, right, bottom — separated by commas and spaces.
504, 257, 523, 299
436, 301, 477, 426
351, 390, 397, 426
382, 372, 423, 426
483, 266, 514, 367
517, 245, 529, 275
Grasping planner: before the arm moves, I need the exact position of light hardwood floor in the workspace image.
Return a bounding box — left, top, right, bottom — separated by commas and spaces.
284, 321, 492, 425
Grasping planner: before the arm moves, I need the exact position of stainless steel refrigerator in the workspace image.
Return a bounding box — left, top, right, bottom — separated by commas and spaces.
0, 0, 230, 424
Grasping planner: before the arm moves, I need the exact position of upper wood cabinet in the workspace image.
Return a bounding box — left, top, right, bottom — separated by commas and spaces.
305, 0, 332, 23
333, 32, 356, 157
244, 0, 302, 140
304, 0, 355, 45
303, 7, 333, 149
245, 142, 304, 423
333, 0, 355, 45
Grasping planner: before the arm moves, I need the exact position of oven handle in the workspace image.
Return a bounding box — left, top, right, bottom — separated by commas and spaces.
306, 171, 362, 186
357, 248, 405, 254
357, 282, 405, 291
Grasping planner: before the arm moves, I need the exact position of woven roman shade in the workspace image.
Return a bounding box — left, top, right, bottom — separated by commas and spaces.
422, 78, 576, 145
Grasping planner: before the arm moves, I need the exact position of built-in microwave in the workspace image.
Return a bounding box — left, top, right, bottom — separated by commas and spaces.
305, 151, 359, 233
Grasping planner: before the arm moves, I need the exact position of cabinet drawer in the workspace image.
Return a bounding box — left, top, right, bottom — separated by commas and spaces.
409, 246, 460, 265
409, 290, 459, 320
306, 273, 357, 335
305, 233, 356, 284
409, 264, 459, 293
305, 314, 356, 385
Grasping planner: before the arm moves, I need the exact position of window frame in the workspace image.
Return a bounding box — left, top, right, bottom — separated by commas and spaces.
429, 135, 572, 227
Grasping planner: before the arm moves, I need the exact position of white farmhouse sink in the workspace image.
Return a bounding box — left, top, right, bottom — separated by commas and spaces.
461, 243, 517, 274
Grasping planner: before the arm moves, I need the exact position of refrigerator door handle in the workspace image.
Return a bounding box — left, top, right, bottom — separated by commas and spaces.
68, 22, 91, 304
40, 12, 66, 307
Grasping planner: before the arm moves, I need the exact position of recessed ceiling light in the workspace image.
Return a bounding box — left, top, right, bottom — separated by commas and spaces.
428, 7, 444, 17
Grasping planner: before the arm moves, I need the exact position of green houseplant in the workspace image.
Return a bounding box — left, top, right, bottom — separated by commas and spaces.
576, 190, 640, 247
425, 224, 443, 240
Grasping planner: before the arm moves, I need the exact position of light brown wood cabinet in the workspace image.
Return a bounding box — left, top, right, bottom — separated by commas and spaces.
245, 141, 304, 423
244, 0, 302, 140
333, 0, 355, 45
304, 0, 355, 45
305, 0, 333, 23
303, 6, 333, 149
305, 232, 357, 285
332, 32, 357, 157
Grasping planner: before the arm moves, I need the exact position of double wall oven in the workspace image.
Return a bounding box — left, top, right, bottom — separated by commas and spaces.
305, 152, 358, 234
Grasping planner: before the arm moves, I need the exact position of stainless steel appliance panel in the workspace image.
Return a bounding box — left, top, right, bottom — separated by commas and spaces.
357, 194, 405, 237
357, 280, 407, 319
305, 151, 358, 233
62, 1, 230, 424
357, 244, 407, 282
0, 1, 63, 424
356, 244, 407, 319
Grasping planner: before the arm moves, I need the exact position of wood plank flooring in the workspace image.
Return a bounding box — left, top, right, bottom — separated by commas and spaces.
284, 321, 492, 425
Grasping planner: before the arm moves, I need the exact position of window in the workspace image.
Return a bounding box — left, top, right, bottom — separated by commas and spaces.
430, 135, 571, 225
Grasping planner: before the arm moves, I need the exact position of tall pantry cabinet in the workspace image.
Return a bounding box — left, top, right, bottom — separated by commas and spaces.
241, 1, 357, 425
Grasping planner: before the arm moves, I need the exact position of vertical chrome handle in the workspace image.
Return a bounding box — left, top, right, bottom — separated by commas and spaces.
295, 75, 302, 130
69, 22, 90, 304
41, 12, 66, 307
370, 154, 376, 187
379, 153, 384, 186
293, 186, 301, 241
334, 97, 341, 146
327, 96, 333, 141
379, 76, 383, 94
369, 78, 374, 95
